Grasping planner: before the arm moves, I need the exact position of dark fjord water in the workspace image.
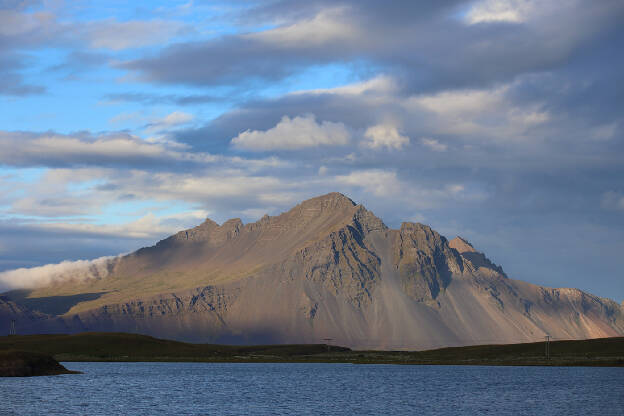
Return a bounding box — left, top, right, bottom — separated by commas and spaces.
2, 363, 623, 415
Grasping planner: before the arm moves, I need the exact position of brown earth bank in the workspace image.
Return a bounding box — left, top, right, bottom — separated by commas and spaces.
0, 349, 80, 377
1, 332, 622, 367
1, 193, 623, 349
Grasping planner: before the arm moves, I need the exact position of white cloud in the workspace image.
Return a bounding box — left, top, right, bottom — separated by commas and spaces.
0, 131, 212, 167
249, 7, 356, 48
335, 169, 484, 210
134, 172, 287, 201
37, 210, 210, 239
465, 0, 538, 24
87, 19, 188, 50
1, 147, 293, 219
336, 169, 403, 197
145, 111, 195, 133
160, 111, 194, 126
0, 256, 117, 290
291, 75, 397, 97
414, 87, 505, 116
407, 84, 550, 140
420, 137, 448, 152
231, 114, 351, 151
363, 124, 410, 150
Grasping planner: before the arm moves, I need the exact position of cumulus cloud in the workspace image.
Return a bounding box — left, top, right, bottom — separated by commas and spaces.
145, 111, 195, 133
0, 256, 118, 291
157, 111, 194, 126
336, 169, 402, 197
363, 124, 410, 150
231, 114, 351, 151
408, 85, 550, 140
420, 137, 448, 152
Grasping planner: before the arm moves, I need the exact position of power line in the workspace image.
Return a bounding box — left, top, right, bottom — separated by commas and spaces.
322, 338, 333, 352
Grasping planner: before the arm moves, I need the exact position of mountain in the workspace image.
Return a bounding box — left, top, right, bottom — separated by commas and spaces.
2, 193, 623, 349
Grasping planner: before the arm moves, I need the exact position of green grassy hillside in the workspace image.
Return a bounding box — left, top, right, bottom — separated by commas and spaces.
1, 332, 622, 366
0, 332, 349, 362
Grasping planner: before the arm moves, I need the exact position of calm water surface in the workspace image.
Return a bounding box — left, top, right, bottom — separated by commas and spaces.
2, 362, 623, 415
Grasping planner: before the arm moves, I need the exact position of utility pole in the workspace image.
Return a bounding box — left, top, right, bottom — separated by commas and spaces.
545, 335, 550, 360
10, 319, 16, 336
323, 338, 333, 353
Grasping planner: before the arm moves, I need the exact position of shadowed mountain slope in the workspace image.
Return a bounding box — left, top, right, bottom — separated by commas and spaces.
2, 193, 623, 349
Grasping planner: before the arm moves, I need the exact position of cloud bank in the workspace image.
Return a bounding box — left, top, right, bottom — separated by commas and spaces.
0, 256, 118, 291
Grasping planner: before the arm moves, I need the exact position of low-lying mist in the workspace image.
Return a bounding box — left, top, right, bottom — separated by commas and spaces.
0, 256, 119, 292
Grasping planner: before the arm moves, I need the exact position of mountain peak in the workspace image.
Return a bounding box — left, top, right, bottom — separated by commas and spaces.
199, 218, 219, 229
298, 192, 356, 210
449, 236, 476, 253
221, 218, 243, 229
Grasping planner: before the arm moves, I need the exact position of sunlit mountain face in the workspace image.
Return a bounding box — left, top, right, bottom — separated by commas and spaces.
1, 193, 622, 349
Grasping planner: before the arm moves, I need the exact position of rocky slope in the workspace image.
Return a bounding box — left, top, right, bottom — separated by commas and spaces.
2, 193, 623, 349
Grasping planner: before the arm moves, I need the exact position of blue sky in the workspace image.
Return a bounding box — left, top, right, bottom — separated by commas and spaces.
0, 0, 623, 301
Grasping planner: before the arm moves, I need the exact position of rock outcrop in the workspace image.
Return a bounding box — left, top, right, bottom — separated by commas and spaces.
1, 193, 623, 349
0, 350, 79, 377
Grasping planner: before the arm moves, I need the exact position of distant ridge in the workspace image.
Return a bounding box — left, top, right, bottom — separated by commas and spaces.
1, 193, 623, 350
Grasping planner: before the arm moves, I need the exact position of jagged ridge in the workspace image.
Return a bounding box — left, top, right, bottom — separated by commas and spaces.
1, 193, 623, 349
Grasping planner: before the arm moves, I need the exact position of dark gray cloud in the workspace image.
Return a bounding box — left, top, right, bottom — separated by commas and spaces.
104, 92, 227, 106
121, 0, 624, 94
